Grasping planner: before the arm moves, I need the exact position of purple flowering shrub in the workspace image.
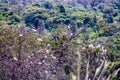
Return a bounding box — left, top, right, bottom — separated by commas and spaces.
0, 26, 119, 80
0, 27, 70, 80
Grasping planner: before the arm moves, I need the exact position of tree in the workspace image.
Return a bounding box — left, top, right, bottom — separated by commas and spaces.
42, 1, 53, 9
107, 16, 114, 23
59, 5, 65, 13
37, 20, 45, 34
70, 21, 77, 34
83, 17, 91, 25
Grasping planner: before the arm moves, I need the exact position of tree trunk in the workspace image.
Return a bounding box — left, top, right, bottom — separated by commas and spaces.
85, 56, 90, 80
77, 51, 81, 80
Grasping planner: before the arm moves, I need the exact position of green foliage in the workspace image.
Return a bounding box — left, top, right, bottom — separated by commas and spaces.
113, 0, 120, 9
41, 1, 53, 9
59, 5, 66, 13
107, 37, 120, 61
89, 32, 97, 39
113, 38, 120, 61
23, 3, 93, 30
0, 4, 21, 26
83, 17, 91, 24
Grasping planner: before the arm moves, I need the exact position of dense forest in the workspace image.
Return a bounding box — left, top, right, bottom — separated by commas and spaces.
0, 0, 120, 80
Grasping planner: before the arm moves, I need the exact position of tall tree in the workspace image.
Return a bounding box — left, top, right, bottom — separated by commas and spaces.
37, 20, 45, 34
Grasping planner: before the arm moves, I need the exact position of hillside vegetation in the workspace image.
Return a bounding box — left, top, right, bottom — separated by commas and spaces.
0, 0, 120, 80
